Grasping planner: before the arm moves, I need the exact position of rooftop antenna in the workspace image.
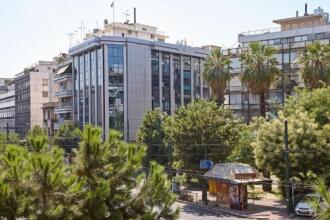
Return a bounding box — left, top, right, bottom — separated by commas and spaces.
110, 1, 115, 36
123, 10, 130, 23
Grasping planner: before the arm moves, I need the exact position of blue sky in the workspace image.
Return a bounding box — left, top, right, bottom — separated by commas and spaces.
0, 0, 329, 77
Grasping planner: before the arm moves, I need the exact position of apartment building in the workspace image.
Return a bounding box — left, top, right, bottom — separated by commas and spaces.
224, 4, 330, 122
70, 18, 210, 140
15, 61, 57, 137
0, 79, 15, 133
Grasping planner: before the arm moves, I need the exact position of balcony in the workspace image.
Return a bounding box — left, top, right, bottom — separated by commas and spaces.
54, 73, 72, 83
54, 106, 72, 114
55, 90, 73, 97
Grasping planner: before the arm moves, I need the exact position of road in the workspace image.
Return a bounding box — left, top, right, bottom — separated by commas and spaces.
174, 202, 244, 220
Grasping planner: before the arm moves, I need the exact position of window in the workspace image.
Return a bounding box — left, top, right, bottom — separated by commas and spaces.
294, 36, 302, 42
42, 79, 48, 86
301, 35, 308, 41
288, 37, 294, 43
128, 30, 132, 34
316, 33, 324, 40
42, 91, 48, 97
281, 38, 288, 44
274, 39, 281, 45
151, 34, 155, 39
261, 40, 268, 45
121, 33, 125, 37
142, 27, 147, 31
268, 39, 275, 45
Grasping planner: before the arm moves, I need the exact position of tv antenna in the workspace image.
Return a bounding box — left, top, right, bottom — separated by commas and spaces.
123, 10, 130, 23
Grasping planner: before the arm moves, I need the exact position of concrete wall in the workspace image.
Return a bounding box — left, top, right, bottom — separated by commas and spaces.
126, 42, 152, 140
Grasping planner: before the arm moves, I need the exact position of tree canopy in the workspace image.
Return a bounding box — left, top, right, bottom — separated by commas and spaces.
136, 109, 168, 165
164, 100, 243, 170
296, 41, 330, 88
203, 48, 232, 105
0, 125, 179, 219
240, 42, 280, 117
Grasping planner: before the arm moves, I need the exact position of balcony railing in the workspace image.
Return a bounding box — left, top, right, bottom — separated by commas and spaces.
54, 73, 72, 83
55, 90, 73, 97
54, 106, 72, 114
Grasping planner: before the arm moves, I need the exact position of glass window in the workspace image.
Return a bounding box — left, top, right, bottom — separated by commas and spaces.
90, 50, 97, 124
274, 39, 281, 45
281, 38, 288, 44
268, 39, 275, 45
316, 33, 324, 40
183, 56, 191, 105
261, 40, 268, 45
162, 53, 171, 114
84, 53, 90, 123
97, 48, 103, 126
151, 50, 160, 109
294, 36, 302, 42
192, 57, 201, 99
79, 55, 84, 126
173, 54, 181, 109
283, 53, 290, 64
301, 35, 308, 41
108, 45, 124, 133
42, 91, 48, 97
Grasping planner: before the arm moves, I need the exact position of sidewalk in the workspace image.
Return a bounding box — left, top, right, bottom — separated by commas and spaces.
179, 187, 299, 219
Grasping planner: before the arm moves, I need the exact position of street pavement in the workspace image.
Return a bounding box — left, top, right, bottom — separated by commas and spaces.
174, 201, 244, 220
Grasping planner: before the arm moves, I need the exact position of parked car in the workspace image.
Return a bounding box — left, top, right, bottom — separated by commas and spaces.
295, 193, 320, 217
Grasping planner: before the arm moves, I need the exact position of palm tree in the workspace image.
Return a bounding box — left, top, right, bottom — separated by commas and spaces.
309, 177, 330, 219
240, 42, 280, 117
203, 48, 232, 105
297, 41, 330, 88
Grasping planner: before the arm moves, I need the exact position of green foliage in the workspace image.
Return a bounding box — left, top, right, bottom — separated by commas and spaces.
52, 121, 80, 151
240, 42, 280, 117
285, 87, 330, 126
164, 100, 243, 170
253, 111, 330, 184
203, 48, 232, 105
136, 109, 168, 165
309, 177, 330, 220
296, 41, 330, 88
0, 125, 178, 219
227, 125, 255, 166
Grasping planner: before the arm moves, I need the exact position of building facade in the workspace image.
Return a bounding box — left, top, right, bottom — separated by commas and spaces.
15, 61, 57, 137
225, 5, 330, 122
70, 34, 209, 140
0, 79, 15, 133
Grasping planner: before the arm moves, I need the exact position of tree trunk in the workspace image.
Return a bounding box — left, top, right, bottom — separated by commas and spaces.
259, 92, 266, 117
262, 170, 272, 192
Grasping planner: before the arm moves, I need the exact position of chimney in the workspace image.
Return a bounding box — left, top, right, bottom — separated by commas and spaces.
296, 10, 299, 17
304, 3, 308, 16
134, 8, 136, 24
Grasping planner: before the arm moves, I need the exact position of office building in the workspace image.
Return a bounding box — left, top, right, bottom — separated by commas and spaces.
225, 4, 330, 121
15, 61, 57, 137
70, 18, 210, 140
0, 79, 15, 133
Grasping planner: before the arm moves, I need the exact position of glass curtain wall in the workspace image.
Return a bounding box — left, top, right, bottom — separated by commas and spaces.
108, 45, 124, 133
162, 53, 171, 114
84, 53, 90, 123
90, 51, 97, 124
97, 48, 103, 126
73, 56, 78, 121
192, 58, 201, 99
183, 56, 191, 105
173, 55, 181, 109
78, 55, 84, 126
151, 50, 160, 109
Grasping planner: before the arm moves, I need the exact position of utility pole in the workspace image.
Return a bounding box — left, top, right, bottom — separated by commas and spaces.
284, 119, 291, 213
6, 122, 9, 142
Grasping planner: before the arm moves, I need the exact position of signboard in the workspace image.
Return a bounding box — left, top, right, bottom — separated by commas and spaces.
200, 160, 213, 169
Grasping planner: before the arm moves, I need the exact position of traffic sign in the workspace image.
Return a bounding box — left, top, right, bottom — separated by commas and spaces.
200, 160, 213, 169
